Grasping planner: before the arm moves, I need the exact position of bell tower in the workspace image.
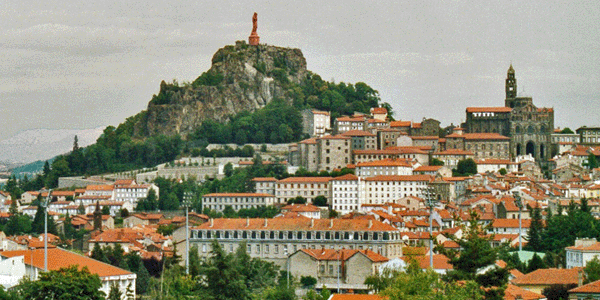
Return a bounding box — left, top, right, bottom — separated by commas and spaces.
505, 64, 517, 107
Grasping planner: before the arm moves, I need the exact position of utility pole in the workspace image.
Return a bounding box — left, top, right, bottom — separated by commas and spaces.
284, 249, 289, 289
425, 185, 438, 269
183, 191, 193, 275
43, 189, 52, 272
513, 191, 523, 252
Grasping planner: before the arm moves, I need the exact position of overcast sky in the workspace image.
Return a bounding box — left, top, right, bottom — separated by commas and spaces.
1, 0, 599, 140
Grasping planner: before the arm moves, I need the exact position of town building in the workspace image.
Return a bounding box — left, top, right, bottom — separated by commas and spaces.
355, 158, 413, 178
302, 109, 331, 137
566, 238, 600, 269
187, 218, 403, 265
341, 130, 377, 150
289, 248, 389, 292
464, 65, 554, 162
317, 135, 352, 171
334, 115, 367, 134
0, 248, 136, 297
275, 177, 332, 204
330, 174, 360, 215
577, 126, 600, 147
202, 193, 276, 212
362, 175, 433, 204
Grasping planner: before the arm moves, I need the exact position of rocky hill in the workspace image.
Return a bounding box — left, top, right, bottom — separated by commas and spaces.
134, 40, 309, 137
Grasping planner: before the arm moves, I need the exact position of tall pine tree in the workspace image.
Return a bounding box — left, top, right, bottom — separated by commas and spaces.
526, 205, 544, 252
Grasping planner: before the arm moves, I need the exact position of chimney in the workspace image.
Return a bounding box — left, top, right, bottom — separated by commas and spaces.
311, 218, 314, 228
209, 218, 214, 227
330, 219, 334, 228
246, 217, 250, 227
368, 220, 373, 229
264, 218, 268, 227
578, 269, 584, 286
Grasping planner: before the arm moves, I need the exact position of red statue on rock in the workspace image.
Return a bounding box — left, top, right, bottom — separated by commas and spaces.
249, 12, 260, 46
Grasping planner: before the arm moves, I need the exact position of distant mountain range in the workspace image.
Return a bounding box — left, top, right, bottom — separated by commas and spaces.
0, 127, 105, 167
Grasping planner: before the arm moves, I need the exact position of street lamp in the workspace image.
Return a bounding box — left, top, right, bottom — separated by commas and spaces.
182, 191, 193, 275
512, 191, 523, 252
424, 185, 438, 269
42, 189, 52, 272
284, 249, 289, 289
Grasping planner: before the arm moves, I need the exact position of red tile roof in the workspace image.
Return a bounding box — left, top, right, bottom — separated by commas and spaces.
341, 130, 376, 137
371, 107, 388, 115
0, 248, 132, 277
278, 177, 333, 183
466, 107, 512, 113
203, 193, 274, 197
356, 158, 412, 168
504, 284, 545, 300
364, 175, 433, 182
446, 133, 510, 140
512, 268, 581, 286
299, 248, 389, 263
569, 279, 600, 294
193, 218, 398, 232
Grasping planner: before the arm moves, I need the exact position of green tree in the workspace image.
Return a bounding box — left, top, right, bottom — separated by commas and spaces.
439, 211, 508, 299
584, 256, 600, 284
498, 168, 507, 175
312, 195, 327, 207
560, 127, 574, 134
585, 153, 599, 169
107, 282, 122, 300
454, 158, 477, 176
526, 205, 544, 252
63, 213, 76, 239
15, 265, 105, 300
431, 158, 445, 166
526, 253, 547, 273
300, 276, 317, 288
381, 267, 484, 300
542, 284, 577, 300
224, 162, 234, 177
136, 263, 151, 295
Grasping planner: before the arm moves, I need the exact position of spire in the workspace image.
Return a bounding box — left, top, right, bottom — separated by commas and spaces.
508, 64, 515, 74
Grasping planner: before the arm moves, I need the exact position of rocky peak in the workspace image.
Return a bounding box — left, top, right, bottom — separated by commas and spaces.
136, 41, 309, 137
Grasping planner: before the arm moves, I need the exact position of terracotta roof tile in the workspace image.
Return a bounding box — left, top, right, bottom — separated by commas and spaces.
0, 248, 132, 277
504, 284, 545, 300
341, 130, 376, 137
569, 279, 600, 294
512, 268, 581, 286
466, 107, 512, 113
194, 218, 398, 232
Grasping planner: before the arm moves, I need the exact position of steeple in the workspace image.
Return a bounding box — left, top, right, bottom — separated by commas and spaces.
505, 64, 517, 106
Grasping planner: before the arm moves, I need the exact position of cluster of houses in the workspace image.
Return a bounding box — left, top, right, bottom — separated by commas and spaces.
1, 179, 158, 219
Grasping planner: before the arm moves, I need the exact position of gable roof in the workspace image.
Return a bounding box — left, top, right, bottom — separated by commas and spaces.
0, 248, 133, 277
512, 268, 581, 286
194, 218, 398, 232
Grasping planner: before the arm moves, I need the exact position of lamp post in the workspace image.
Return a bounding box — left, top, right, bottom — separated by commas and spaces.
183, 191, 193, 275
512, 191, 523, 252
284, 249, 289, 289
42, 189, 52, 272
424, 185, 438, 269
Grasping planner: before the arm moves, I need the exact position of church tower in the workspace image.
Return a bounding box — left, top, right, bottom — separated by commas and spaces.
505, 64, 517, 107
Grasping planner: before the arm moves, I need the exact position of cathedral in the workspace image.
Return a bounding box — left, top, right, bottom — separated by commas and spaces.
464, 65, 554, 162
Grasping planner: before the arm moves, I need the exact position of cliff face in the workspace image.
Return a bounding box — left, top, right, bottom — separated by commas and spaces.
136, 41, 308, 137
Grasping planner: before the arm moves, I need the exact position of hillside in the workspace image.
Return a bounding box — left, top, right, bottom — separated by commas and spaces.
20, 41, 383, 184
133, 41, 309, 138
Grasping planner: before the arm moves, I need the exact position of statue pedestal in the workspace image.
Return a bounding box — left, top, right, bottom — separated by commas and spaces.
249, 34, 260, 46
